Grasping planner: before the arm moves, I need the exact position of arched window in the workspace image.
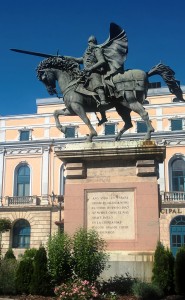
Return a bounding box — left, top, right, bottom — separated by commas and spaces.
14, 164, 30, 196
170, 158, 185, 192
170, 216, 185, 256
12, 219, 30, 248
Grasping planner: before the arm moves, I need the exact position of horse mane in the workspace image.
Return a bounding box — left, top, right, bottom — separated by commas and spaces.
36, 56, 81, 80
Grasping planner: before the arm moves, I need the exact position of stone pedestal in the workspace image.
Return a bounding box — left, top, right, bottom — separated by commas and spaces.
55, 140, 166, 281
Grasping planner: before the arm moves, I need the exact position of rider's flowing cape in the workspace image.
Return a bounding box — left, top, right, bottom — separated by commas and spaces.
100, 23, 128, 78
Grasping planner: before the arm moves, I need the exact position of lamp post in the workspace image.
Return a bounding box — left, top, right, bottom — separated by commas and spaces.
55, 195, 64, 232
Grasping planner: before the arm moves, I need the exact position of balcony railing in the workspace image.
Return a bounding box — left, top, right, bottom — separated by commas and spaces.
162, 191, 185, 203
6, 196, 39, 206
3, 194, 63, 206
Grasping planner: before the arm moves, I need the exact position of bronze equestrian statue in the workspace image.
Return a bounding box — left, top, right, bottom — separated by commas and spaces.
11, 23, 184, 142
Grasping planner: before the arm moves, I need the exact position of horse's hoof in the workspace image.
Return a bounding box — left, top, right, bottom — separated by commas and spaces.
86, 134, 93, 142
57, 125, 66, 134
144, 134, 151, 140
98, 117, 108, 126
86, 132, 97, 142
115, 134, 121, 141
86, 137, 93, 143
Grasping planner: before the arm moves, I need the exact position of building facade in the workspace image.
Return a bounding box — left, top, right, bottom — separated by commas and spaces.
0, 85, 185, 258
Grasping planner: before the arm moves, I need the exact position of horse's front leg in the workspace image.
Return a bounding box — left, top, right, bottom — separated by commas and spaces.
53, 108, 72, 133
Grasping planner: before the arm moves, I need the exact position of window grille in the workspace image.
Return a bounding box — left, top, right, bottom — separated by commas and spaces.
20, 130, 30, 141
105, 123, 115, 135
171, 119, 182, 131
137, 121, 147, 133
65, 127, 75, 138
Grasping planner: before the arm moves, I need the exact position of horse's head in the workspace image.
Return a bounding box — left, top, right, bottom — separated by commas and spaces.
37, 68, 57, 95
36, 56, 81, 95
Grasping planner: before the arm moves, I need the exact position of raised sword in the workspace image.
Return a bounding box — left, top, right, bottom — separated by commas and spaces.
10, 48, 60, 58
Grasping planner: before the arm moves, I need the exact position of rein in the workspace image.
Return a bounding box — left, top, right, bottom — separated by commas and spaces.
62, 77, 82, 97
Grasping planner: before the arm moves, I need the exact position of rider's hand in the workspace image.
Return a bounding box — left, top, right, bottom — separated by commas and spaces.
84, 67, 92, 75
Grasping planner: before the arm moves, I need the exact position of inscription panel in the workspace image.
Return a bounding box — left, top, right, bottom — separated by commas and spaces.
86, 190, 135, 240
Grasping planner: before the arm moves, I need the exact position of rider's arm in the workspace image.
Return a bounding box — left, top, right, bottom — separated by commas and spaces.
64, 56, 83, 64
86, 48, 106, 72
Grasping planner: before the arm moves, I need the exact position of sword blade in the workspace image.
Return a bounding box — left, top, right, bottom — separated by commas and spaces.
10, 48, 55, 58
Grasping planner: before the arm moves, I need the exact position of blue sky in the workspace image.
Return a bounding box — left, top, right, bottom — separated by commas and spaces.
1, 0, 185, 116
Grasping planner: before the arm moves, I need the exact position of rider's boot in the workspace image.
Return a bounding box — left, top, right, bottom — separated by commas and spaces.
96, 88, 107, 107
98, 111, 108, 126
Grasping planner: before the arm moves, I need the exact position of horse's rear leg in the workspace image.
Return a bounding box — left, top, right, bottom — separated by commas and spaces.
129, 101, 154, 140
71, 103, 97, 142
115, 105, 133, 141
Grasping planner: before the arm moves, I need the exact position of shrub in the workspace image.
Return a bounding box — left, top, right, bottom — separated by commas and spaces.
30, 246, 52, 295
73, 228, 108, 282
98, 274, 136, 296
22, 248, 37, 259
152, 241, 175, 295
132, 281, 163, 300
0, 218, 12, 232
47, 232, 73, 285
174, 246, 185, 295
15, 248, 37, 294
16, 258, 33, 294
0, 258, 18, 295
0, 218, 12, 259
4, 248, 16, 260
54, 278, 99, 300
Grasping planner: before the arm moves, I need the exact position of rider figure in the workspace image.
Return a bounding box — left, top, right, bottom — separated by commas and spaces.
65, 35, 107, 108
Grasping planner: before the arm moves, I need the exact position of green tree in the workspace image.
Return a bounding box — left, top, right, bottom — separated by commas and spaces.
47, 232, 73, 285
174, 246, 185, 295
152, 241, 174, 295
0, 218, 12, 259
73, 228, 108, 282
22, 248, 37, 259
0, 258, 18, 295
30, 246, 52, 295
4, 248, 16, 260
132, 281, 163, 300
15, 248, 37, 294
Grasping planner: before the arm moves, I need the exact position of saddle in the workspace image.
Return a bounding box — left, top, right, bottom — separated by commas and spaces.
75, 75, 118, 100
67, 70, 147, 103
113, 69, 147, 93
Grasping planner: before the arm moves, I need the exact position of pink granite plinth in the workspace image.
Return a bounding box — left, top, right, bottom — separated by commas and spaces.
56, 141, 165, 252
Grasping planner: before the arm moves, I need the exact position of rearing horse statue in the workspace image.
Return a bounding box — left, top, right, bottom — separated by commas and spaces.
11, 23, 184, 142
36, 56, 184, 142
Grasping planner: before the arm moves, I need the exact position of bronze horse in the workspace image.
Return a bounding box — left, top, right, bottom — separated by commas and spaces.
36, 57, 184, 142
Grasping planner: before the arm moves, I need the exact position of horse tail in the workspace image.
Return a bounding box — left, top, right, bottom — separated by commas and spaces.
147, 63, 185, 102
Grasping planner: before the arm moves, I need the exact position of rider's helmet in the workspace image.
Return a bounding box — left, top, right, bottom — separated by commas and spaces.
88, 35, 97, 44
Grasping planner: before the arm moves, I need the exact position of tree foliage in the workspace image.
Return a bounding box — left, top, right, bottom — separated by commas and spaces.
0, 218, 12, 233
174, 246, 185, 295
0, 258, 18, 295
30, 246, 52, 295
47, 232, 73, 285
15, 248, 37, 294
47, 229, 108, 285
152, 241, 174, 295
22, 248, 37, 259
73, 228, 108, 282
132, 281, 163, 300
4, 248, 16, 260
0, 218, 12, 259
16, 258, 34, 294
